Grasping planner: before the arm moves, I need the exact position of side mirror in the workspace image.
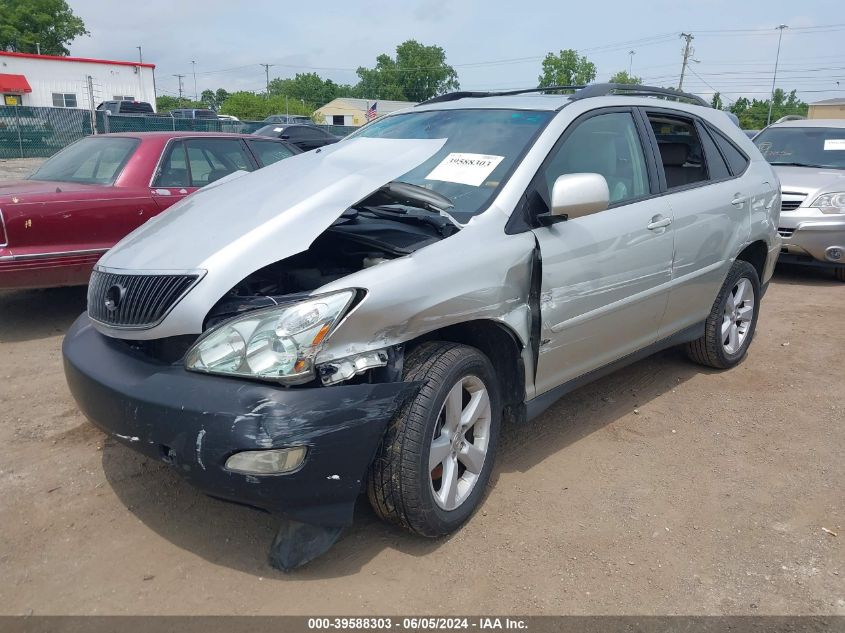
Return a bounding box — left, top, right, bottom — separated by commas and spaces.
545, 173, 610, 223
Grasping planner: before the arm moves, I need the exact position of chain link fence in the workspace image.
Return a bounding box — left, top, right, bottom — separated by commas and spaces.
0, 106, 357, 159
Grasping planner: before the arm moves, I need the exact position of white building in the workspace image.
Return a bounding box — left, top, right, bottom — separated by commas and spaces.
314, 98, 417, 127
0, 51, 156, 111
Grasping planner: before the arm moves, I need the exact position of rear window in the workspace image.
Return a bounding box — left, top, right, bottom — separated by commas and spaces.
195, 110, 219, 119
118, 101, 154, 114
29, 137, 139, 185
709, 127, 750, 175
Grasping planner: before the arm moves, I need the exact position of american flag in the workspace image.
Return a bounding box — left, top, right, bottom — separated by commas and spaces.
365, 101, 378, 121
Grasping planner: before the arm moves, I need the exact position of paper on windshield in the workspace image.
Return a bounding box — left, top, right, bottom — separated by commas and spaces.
425, 153, 504, 187
823, 139, 845, 151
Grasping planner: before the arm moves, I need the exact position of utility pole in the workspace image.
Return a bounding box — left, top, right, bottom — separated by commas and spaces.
136, 46, 142, 64
173, 74, 185, 106
260, 63, 274, 97
628, 50, 635, 77
191, 60, 198, 102
678, 33, 694, 91
767, 24, 789, 126
36, 42, 41, 55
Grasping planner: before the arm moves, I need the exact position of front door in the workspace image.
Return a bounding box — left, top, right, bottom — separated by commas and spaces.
530, 108, 675, 395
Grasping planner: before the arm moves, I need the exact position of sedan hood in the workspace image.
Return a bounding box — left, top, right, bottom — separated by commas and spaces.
94, 136, 446, 339
771, 165, 845, 196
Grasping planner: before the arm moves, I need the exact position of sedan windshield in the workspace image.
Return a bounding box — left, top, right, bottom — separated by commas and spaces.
350, 109, 553, 219
30, 136, 139, 185
754, 127, 845, 169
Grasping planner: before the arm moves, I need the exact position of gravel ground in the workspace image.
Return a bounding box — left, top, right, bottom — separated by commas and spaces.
0, 159, 842, 615
0, 157, 45, 180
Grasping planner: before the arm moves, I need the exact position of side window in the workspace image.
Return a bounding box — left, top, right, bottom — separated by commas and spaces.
247, 140, 295, 166
154, 141, 189, 188
541, 111, 649, 206
647, 114, 709, 189
284, 127, 303, 140
710, 128, 750, 175
183, 138, 252, 187
698, 124, 731, 180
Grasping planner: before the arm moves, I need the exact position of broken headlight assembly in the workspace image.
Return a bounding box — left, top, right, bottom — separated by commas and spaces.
185, 290, 355, 384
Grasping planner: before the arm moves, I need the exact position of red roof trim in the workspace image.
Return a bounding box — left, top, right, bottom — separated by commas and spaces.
0, 73, 32, 93
0, 51, 155, 69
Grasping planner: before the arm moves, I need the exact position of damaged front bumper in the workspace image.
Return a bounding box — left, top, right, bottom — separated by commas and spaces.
62, 314, 417, 527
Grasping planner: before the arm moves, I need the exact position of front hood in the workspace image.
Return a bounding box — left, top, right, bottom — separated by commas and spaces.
771, 165, 845, 197
94, 136, 446, 339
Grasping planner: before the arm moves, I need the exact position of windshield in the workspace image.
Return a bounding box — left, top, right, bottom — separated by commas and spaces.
29, 136, 139, 185
349, 109, 553, 219
754, 127, 845, 169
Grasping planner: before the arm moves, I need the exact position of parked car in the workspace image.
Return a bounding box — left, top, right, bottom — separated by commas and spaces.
170, 108, 219, 120
96, 100, 156, 116
217, 114, 240, 122
0, 132, 300, 289
264, 114, 312, 125
753, 119, 845, 280
63, 84, 780, 570
253, 123, 340, 151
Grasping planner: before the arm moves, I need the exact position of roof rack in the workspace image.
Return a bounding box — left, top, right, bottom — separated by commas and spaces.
418, 83, 709, 108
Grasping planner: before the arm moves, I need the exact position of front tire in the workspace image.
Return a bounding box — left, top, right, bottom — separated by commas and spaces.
367, 342, 501, 537
686, 260, 761, 369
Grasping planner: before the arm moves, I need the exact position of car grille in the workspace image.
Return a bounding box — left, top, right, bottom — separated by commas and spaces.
780, 192, 806, 213
87, 269, 200, 328
777, 227, 795, 238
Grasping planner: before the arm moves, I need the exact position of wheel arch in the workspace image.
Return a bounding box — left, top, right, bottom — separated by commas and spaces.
735, 240, 768, 282
404, 319, 526, 412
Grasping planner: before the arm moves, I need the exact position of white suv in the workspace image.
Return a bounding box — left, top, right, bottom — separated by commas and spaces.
63, 84, 781, 569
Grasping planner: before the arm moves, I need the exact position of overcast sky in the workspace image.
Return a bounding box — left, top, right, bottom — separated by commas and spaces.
66, 0, 844, 105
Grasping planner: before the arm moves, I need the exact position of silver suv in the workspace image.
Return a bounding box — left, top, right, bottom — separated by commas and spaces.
63, 84, 781, 569
753, 119, 845, 280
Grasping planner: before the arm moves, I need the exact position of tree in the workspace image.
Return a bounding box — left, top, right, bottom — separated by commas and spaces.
729, 89, 807, 129
538, 49, 596, 88
608, 70, 642, 85
268, 72, 353, 108
218, 91, 313, 121
710, 92, 723, 110
0, 0, 88, 55
200, 88, 229, 112
156, 95, 204, 112
354, 40, 459, 102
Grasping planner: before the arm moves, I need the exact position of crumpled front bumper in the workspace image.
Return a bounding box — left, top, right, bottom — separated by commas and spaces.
62, 314, 417, 527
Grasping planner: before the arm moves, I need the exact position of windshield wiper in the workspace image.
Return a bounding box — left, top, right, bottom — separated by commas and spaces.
360, 181, 464, 230
769, 161, 822, 168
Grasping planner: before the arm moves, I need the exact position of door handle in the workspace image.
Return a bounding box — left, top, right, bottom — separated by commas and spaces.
647, 215, 672, 230
731, 194, 746, 207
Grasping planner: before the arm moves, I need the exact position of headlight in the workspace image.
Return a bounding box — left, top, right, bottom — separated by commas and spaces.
810, 192, 845, 214
185, 290, 355, 384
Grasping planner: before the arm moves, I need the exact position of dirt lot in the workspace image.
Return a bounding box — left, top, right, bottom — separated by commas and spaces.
0, 161, 842, 615
0, 269, 841, 615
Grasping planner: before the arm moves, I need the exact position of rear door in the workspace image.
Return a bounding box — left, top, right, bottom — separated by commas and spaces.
530, 107, 674, 394
640, 109, 753, 337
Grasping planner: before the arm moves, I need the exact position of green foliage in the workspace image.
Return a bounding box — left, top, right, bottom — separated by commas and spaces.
268, 73, 354, 108
218, 92, 314, 121
729, 89, 808, 129
0, 0, 88, 55
200, 88, 229, 112
538, 49, 596, 88
608, 70, 642, 85
156, 95, 204, 112
711, 92, 723, 110
354, 40, 459, 102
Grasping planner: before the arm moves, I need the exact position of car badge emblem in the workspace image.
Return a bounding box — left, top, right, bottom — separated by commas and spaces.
104, 284, 126, 312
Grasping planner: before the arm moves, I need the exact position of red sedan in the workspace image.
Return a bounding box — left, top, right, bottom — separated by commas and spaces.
0, 132, 300, 290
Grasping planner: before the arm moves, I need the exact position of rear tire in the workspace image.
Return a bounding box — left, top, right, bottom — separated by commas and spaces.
367, 342, 501, 537
686, 260, 760, 369
834, 267, 845, 282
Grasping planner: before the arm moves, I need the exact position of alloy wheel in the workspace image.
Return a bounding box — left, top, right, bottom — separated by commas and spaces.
722, 277, 755, 354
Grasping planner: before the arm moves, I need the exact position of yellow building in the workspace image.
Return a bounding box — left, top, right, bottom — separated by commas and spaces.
314, 98, 416, 127
808, 98, 845, 120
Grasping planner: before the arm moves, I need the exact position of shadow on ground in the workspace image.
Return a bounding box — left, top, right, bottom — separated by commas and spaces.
0, 287, 87, 343
101, 346, 704, 580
